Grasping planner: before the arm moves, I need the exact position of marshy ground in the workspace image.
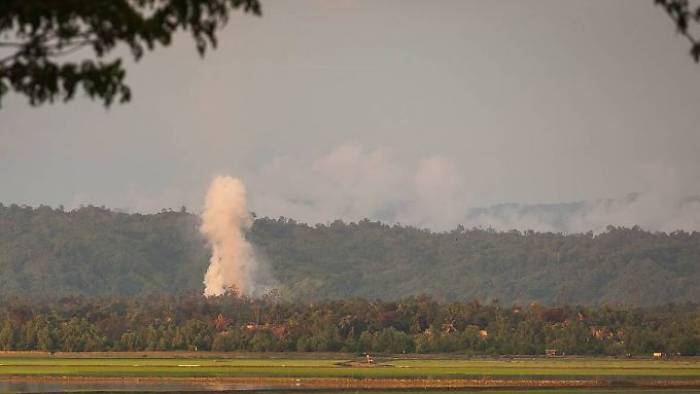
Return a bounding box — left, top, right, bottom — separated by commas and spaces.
1, 353, 700, 392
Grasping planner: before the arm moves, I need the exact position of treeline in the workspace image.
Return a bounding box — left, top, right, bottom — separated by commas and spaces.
2, 204, 700, 305
1, 295, 699, 355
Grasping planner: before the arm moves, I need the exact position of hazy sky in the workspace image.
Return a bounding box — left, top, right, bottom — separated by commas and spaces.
2, 0, 700, 230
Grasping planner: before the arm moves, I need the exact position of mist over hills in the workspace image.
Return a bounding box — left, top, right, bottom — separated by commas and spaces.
239, 146, 700, 233
1, 203, 699, 306
464, 194, 700, 234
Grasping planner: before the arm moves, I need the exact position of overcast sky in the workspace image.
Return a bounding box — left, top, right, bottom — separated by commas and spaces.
1, 0, 699, 230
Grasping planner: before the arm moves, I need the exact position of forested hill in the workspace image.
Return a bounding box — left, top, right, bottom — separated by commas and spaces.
1, 204, 699, 305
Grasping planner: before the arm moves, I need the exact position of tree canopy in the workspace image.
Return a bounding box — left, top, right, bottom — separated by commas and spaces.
1, 204, 699, 306
1, 294, 699, 355
0, 0, 261, 108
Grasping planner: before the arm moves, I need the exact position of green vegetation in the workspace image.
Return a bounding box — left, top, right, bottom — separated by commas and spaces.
0, 205, 210, 298
0, 356, 699, 379
0, 295, 699, 356
2, 204, 700, 305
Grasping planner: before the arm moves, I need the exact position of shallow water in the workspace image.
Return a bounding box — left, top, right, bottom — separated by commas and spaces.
0, 380, 274, 393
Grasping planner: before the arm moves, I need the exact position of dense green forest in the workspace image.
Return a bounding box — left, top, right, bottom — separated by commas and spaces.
1, 204, 699, 305
1, 295, 698, 355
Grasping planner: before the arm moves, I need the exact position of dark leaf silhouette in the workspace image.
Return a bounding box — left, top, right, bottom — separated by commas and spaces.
0, 0, 261, 108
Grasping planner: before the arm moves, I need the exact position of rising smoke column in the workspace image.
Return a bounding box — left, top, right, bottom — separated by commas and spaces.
201, 176, 257, 296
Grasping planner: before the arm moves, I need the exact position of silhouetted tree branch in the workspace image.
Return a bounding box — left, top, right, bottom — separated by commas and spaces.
656, 0, 700, 62
0, 0, 261, 108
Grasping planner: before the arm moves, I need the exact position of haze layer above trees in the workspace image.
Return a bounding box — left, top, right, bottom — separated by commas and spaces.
1, 204, 699, 306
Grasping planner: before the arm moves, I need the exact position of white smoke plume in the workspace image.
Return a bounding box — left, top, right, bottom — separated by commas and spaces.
65, 146, 700, 234
248, 146, 473, 231
201, 176, 259, 297
246, 145, 700, 233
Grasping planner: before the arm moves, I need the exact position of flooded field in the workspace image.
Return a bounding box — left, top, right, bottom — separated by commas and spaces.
0, 380, 281, 393
1, 354, 699, 393
3, 382, 700, 394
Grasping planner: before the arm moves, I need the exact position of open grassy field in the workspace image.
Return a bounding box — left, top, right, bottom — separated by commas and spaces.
0, 354, 699, 379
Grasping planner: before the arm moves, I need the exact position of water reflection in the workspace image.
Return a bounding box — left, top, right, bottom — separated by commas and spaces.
1, 381, 700, 394
0, 380, 273, 393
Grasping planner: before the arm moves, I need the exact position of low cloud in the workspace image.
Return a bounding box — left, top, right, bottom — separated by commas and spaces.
247, 145, 471, 230
247, 145, 700, 233
63, 145, 700, 234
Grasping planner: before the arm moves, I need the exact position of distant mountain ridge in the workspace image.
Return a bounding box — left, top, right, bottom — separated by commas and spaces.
1, 203, 699, 305
464, 194, 700, 233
